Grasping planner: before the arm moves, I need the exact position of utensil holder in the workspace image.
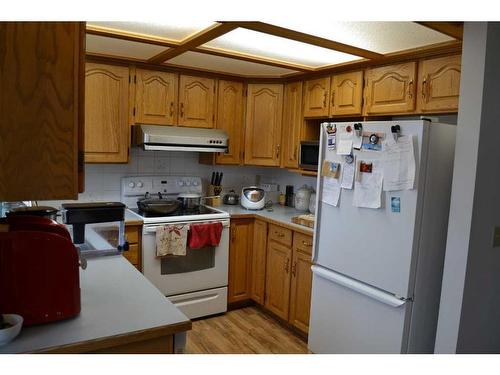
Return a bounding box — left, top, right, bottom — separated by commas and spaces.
205, 196, 221, 207
208, 184, 223, 197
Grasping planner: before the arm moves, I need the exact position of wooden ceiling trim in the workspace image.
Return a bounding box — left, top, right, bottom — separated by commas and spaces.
86, 25, 180, 48
415, 22, 464, 41
194, 46, 310, 72
283, 40, 462, 81
147, 22, 238, 64
85, 52, 286, 81
227, 21, 384, 60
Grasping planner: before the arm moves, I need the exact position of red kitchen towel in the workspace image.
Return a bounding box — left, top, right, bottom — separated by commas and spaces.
187, 222, 223, 249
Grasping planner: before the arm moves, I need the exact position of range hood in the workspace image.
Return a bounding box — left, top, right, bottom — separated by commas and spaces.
134, 125, 228, 153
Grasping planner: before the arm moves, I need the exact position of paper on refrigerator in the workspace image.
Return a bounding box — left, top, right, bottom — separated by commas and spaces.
381, 135, 416, 191
353, 161, 383, 209
340, 161, 355, 189
322, 176, 341, 207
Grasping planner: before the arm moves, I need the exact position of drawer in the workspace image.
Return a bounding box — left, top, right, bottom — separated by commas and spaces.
269, 224, 292, 246
125, 226, 140, 244
123, 243, 139, 265
293, 232, 313, 255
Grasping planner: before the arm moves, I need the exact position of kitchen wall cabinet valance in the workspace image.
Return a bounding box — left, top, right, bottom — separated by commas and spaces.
178, 75, 216, 129
244, 84, 284, 167
84, 63, 130, 163
363, 62, 417, 115
416, 54, 461, 113
0, 22, 85, 201
215, 80, 245, 165
281, 81, 304, 170
134, 69, 178, 126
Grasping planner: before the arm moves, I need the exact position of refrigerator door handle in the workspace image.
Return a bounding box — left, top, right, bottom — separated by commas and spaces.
311, 265, 408, 308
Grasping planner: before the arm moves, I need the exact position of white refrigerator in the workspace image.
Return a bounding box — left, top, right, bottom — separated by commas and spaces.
308, 120, 456, 353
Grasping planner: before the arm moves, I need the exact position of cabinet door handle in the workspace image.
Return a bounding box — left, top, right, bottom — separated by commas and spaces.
285, 258, 290, 273
331, 90, 335, 107
323, 92, 327, 107
293, 146, 298, 161
180, 102, 184, 117
292, 261, 297, 277
276, 144, 280, 159
408, 80, 414, 99
170, 102, 174, 117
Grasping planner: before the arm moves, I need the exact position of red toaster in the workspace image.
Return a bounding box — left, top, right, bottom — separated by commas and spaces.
0, 216, 81, 326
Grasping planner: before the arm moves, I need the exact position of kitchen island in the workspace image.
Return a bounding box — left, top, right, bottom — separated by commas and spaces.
0, 256, 191, 354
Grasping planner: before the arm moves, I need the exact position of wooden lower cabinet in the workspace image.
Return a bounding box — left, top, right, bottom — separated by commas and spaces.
228, 219, 253, 304
265, 240, 292, 320
250, 220, 268, 304
289, 248, 313, 334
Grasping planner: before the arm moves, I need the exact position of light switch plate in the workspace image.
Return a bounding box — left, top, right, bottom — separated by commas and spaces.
493, 227, 500, 247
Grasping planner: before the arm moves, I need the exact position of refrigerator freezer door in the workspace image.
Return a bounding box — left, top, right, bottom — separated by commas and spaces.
308, 265, 409, 354
314, 120, 427, 298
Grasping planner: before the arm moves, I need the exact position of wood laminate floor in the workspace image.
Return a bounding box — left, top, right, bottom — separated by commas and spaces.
185, 306, 309, 354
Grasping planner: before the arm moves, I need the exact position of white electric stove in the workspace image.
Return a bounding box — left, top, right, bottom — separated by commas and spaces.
121, 176, 230, 319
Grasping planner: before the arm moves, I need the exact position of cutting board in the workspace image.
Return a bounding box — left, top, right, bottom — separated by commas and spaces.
291, 214, 315, 228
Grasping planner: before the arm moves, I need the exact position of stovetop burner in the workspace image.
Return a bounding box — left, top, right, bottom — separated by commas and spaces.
130, 205, 219, 218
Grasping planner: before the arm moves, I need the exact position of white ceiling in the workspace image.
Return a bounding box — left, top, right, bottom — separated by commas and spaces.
85, 21, 457, 77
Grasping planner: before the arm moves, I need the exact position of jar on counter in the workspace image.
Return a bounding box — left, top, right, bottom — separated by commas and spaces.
294, 185, 313, 211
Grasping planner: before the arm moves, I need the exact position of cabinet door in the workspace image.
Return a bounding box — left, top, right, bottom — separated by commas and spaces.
228, 219, 253, 304
281, 81, 303, 169
289, 249, 313, 334
135, 69, 178, 126
265, 240, 292, 320
330, 71, 364, 116
364, 62, 417, 115
85, 63, 130, 163
244, 84, 283, 166
251, 220, 268, 304
303, 77, 330, 118
417, 55, 461, 113
215, 80, 244, 165
0, 22, 84, 201
178, 75, 215, 128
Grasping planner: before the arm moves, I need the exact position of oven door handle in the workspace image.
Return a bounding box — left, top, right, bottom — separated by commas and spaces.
144, 220, 230, 233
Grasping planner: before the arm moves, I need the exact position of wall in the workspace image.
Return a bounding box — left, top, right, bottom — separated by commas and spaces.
435, 22, 500, 353
42, 146, 316, 207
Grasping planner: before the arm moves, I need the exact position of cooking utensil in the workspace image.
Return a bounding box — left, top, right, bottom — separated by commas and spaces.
177, 193, 202, 210
223, 190, 240, 205
217, 172, 223, 185
137, 198, 181, 215
211, 172, 216, 185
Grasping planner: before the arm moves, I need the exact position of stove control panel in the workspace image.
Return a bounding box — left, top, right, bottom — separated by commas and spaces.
121, 176, 203, 198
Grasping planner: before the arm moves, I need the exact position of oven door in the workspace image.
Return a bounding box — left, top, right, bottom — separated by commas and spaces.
142, 219, 229, 296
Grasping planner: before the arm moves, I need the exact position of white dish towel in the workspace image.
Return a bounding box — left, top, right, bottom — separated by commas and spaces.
156, 224, 190, 257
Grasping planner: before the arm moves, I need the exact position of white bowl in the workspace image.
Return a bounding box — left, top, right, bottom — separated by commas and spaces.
0, 314, 23, 346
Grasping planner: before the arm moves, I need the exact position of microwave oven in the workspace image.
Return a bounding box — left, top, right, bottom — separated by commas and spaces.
299, 141, 319, 171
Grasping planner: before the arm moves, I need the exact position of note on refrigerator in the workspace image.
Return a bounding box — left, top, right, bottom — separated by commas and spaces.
381, 135, 416, 191
322, 176, 341, 207
353, 161, 383, 209
341, 161, 355, 189
337, 133, 353, 155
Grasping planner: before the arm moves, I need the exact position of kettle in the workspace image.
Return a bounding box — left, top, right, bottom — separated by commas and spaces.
294, 185, 313, 211
223, 190, 240, 205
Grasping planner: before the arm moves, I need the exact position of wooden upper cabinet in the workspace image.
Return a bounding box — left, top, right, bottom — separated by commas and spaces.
0, 22, 85, 201
135, 69, 178, 126
228, 219, 253, 304
417, 55, 461, 113
330, 71, 364, 116
244, 84, 284, 166
84, 63, 130, 163
251, 220, 268, 305
265, 239, 292, 320
303, 77, 330, 118
364, 62, 417, 115
215, 80, 244, 165
178, 75, 215, 128
281, 81, 303, 169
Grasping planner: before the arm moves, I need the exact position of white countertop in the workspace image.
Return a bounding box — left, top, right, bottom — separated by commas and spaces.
217, 204, 314, 234
0, 256, 189, 353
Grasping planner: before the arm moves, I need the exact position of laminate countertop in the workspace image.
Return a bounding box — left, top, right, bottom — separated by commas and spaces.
0, 256, 191, 354
216, 204, 314, 235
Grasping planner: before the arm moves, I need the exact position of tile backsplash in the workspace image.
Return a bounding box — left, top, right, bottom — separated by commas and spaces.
42, 146, 316, 207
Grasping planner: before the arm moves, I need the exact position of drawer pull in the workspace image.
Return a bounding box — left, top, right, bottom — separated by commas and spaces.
291, 261, 297, 277
302, 240, 312, 247
285, 258, 290, 273
275, 231, 285, 237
